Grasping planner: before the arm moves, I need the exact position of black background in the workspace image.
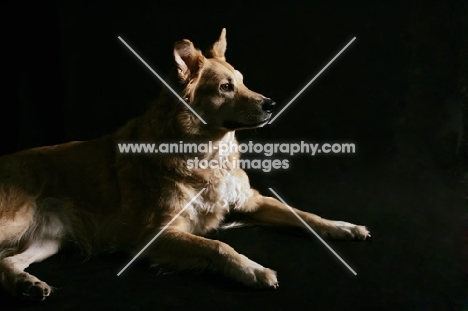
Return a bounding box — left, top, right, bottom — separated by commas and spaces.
1, 0, 467, 310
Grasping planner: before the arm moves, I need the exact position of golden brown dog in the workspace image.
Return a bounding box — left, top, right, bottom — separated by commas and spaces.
0, 29, 370, 301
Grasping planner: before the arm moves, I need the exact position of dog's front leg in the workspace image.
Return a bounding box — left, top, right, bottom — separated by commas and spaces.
239, 190, 370, 240
145, 228, 278, 288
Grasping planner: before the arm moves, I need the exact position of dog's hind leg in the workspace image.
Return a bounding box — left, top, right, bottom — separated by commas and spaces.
0, 240, 60, 300
0, 197, 69, 301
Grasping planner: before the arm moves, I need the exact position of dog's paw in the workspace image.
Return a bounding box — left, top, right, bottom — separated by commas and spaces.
252, 267, 279, 289
228, 255, 279, 289
17, 279, 52, 301
324, 221, 371, 240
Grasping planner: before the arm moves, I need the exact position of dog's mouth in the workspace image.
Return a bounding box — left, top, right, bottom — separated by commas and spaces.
250, 118, 270, 127
222, 117, 270, 131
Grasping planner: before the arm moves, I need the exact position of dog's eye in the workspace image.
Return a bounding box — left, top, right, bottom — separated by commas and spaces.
220, 83, 233, 92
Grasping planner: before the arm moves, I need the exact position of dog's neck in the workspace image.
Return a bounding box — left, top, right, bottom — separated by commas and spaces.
116, 103, 241, 178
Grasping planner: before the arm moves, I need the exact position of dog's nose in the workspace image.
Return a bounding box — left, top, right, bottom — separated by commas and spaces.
261, 98, 276, 113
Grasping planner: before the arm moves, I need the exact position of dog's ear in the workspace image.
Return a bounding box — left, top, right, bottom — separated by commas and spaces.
174, 39, 205, 82
207, 28, 227, 60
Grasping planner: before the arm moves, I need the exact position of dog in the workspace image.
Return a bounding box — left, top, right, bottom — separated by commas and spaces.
0, 29, 370, 301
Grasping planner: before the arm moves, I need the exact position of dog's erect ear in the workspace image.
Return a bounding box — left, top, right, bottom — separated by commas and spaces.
174, 39, 205, 82
208, 28, 227, 60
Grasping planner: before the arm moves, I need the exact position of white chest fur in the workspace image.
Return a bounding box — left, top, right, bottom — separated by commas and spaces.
187, 135, 253, 233
186, 166, 252, 234
182, 132, 253, 234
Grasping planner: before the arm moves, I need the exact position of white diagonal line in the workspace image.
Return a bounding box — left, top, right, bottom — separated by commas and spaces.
117, 188, 206, 276
118, 36, 207, 124
268, 188, 357, 275
268, 37, 356, 124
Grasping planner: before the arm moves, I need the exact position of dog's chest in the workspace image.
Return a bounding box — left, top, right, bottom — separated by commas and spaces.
187, 168, 251, 234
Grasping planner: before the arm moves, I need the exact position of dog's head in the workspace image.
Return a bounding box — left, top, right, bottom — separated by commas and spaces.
173, 29, 275, 131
